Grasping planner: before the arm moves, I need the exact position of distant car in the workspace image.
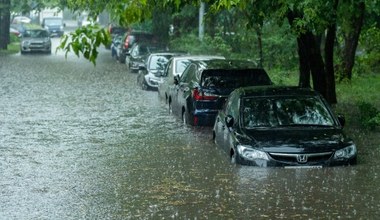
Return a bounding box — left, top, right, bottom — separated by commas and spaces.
107, 25, 127, 50
20, 29, 51, 54
115, 31, 154, 63
41, 17, 65, 37
111, 34, 124, 59
10, 27, 21, 37
137, 52, 186, 90
213, 86, 357, 167
11, 23, 27, 36
12, 16, 31, 24
169, 59, 272, 126
125, 42, 168, 72
157, 55, 225, 103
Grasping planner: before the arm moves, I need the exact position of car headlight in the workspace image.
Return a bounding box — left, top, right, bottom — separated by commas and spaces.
334, 144, 357, 159
237, 145, 269, 161
22, 40, 30, 46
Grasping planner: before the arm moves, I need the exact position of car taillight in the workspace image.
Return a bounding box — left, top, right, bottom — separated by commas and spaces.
124, 36, 130, 48
192, 88, 217, 101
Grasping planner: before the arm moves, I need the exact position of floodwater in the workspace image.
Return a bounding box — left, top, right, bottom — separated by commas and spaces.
1, 38, 380, 220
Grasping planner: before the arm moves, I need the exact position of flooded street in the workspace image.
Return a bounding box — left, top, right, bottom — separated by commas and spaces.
1, 38, 380, 219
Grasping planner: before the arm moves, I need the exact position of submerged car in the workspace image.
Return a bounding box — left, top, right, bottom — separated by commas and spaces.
115, 31, 154, 63
212, 86, 357, 167
157, 55, 225, 103
20, 29, 51, 54
169, 59, 272, 126
137, 52, 186, 90
125, 42, 168, 72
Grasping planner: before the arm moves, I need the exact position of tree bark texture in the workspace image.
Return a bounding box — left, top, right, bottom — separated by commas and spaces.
0, 0, 11, 49
324, 0, 339, 104
341, 1, 365, 80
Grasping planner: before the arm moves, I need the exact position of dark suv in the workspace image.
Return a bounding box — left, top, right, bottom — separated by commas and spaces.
169, 59, 273, 126
41, 17, 65, 37
115, 31, 154, 63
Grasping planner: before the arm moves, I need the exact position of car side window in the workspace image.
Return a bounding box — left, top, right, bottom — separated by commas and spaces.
225, 93, 240, 119
131, 46, 139, 56
180, 64, 196, 83
163, 60, 172, 77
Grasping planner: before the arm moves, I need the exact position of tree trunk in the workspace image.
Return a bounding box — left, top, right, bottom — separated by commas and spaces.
296, 37, 311, 88
323, 0, 339, 104
0, 0, 11, 50
256, 26, 263, 68
340, 1, 365, 80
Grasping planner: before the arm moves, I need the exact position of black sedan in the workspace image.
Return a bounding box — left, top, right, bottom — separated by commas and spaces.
212, 86, 357, 167
169, 59, 273, 126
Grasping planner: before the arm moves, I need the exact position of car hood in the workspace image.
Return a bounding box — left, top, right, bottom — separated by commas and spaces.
240, 127, 351, 153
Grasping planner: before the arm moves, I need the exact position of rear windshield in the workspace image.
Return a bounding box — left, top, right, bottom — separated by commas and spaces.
200, 69, 272, 88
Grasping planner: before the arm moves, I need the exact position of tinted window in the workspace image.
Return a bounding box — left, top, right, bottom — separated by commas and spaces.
242, 96, 335, 128
180, 64, 197, 83
201, 69, 272, 88
225, 92, 240, 119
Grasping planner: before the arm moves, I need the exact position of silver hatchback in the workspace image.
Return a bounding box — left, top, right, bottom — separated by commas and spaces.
20, 29, 51, 54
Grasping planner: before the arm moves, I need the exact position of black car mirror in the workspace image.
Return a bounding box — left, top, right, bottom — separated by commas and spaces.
225, 115, 234, 128
139, 65, 146, 71
337, 115, 345, 127
174, 75, 180, 85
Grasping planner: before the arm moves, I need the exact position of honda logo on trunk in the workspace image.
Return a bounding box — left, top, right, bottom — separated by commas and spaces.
297, 154, 308, 163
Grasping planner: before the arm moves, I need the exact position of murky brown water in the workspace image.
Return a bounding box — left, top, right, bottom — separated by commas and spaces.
1, 38, 379, 219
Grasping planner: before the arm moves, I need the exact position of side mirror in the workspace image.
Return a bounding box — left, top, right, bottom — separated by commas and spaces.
337, 115, 345, 127
174, 75, 180, 85
225, 115, 234, 128
138, 65, 146, 71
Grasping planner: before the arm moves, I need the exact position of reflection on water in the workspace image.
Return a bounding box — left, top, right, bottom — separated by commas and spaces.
0, 46, 379, 219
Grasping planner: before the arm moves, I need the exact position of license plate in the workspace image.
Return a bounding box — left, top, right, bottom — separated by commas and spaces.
284, 165, 323, 169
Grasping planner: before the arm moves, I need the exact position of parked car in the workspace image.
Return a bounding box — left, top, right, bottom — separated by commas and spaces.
158, 55, 225, 103
12, 16, 31, 24
10, 27, 21, 37
20, 28, 51, 54
11, 23, 27, 37
169, 59, 272, 126
115, 31, 154, 63
213, 86, 357, 167
125, 42, 168, 72
137, 52, 186, 90
41, 17, 65, 37
111, 34, 124, 59
106, 25, 127, 50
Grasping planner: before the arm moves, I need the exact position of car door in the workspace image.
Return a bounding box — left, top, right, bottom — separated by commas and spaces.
172, 64, 195, 117
220, 92, 240, 153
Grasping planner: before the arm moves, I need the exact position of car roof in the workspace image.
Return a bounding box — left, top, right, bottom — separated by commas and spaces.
233, 86, 320, 98
148, 52, 186, 56
192, 59, 259, 70
171, 55, 225, 61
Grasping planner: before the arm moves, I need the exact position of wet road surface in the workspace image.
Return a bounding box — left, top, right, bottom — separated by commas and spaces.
1, 38, 380, 219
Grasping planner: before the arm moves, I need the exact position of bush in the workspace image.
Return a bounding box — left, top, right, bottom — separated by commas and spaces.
169, 33, 231, 56
357, 101, 380, 130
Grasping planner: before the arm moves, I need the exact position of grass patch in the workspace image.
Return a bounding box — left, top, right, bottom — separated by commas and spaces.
0, 43, 20, 55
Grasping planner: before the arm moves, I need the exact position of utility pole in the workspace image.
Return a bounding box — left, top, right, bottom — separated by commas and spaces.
198, 1, 205, 41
